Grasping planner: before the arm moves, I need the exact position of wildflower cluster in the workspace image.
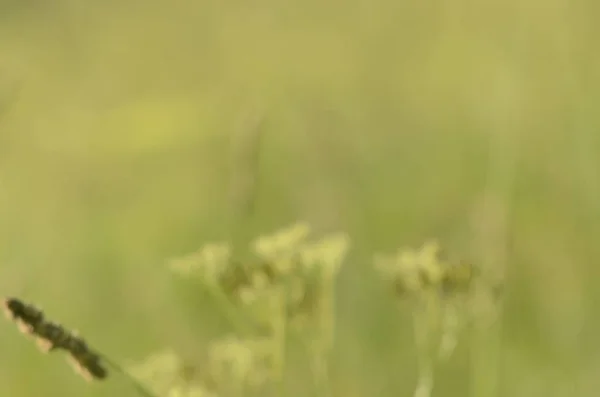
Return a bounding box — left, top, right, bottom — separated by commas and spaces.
127, 350, 217, 397
2, 297, 108, 381
131, 222, 350, 397
374, 240, 477, 300
374, 240, 480, 397
2, 224, 499, 397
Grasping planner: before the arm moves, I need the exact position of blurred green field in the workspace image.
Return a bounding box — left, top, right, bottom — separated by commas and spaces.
1, 0, 600, 396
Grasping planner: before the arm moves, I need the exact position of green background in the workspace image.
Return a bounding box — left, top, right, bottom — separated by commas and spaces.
1, 0, 599, 396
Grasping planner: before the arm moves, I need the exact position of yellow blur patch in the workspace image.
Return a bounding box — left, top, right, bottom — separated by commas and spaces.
95, 97, 219, 155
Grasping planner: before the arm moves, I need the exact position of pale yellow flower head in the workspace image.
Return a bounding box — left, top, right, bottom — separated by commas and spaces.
415, 240, 444, 285
299, 232, 350, 280
168, 384, 218, 397
252, 222, 311, 262
128, 349, 183, 396
169, 242, 231, 284
208, 336, 273, 388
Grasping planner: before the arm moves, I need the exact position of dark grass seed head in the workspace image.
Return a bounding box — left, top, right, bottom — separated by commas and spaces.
68, 354, 108, 381
3, 297, 44, 326
3, 297, 109, 381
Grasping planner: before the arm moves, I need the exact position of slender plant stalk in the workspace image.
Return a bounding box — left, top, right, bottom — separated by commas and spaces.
468, 101, 519, 397
99, 353, 160, 397
227, 107, 264, 250
468, 298, 503, 397
438, 298, 463, 361
308, 287, 334, 397
270, 286, 287, 397
468, 223, 507, 397
308, 342, 330, 397
205, 282, 264, 335
411, 291, 440, 397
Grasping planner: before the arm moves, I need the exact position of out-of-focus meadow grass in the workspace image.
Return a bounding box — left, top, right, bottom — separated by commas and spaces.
1, 0, 599, 396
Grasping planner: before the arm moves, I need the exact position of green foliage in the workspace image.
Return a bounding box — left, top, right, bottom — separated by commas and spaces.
376, 240, 503, 397
129, 223, 351, 397
126, 225, 495, 397
1, 1, 598, 396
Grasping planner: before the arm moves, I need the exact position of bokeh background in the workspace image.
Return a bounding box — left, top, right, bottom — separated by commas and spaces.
1, 0, 599, 396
